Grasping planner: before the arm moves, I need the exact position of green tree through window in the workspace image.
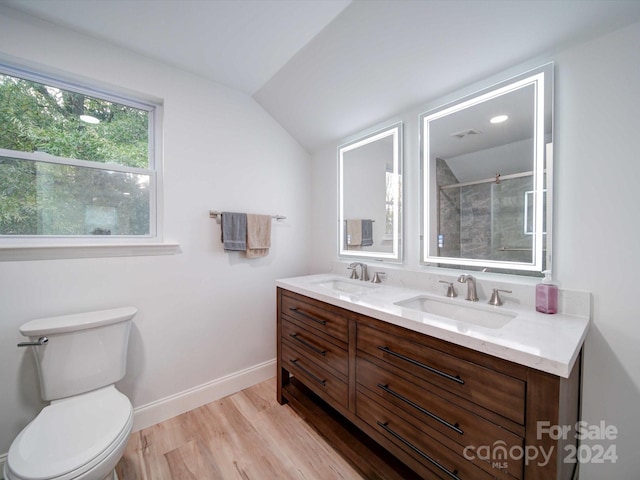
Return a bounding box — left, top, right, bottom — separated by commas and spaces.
0, 68, 156, 237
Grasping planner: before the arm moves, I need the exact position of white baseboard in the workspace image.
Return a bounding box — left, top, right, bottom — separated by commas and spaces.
0, 359, 276, 477
132, 358, 277, 432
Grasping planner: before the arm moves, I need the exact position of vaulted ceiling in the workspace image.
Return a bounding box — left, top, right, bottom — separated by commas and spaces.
3, 0, 640, 152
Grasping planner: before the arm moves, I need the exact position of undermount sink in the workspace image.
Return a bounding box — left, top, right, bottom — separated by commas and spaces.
315, 278, 378, 294
394, 295, 516, 329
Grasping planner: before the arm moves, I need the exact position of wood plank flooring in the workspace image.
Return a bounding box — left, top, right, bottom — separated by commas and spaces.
115, 377, 417, 480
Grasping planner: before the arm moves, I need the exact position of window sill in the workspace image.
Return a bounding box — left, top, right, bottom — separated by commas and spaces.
0, 242, 181, 261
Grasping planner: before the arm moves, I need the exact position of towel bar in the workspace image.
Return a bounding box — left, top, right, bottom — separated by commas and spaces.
209, 211, 286, 221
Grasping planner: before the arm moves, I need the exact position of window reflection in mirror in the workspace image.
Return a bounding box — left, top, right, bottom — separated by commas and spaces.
421, 64, 552, 273
338, 123, 402, 261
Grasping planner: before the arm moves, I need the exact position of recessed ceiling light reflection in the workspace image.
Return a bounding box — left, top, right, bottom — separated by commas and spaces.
490, 115, 509, 124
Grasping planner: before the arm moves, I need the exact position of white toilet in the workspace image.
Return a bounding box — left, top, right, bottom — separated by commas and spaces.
4, 307, 137, 480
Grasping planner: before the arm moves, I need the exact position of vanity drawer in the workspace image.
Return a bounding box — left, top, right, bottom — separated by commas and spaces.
357, 357, 523, 479
281, 342, 349, 409
281, 291, 349, 342
282, 318, 348, 377
357, 323, 525, 424
357, 391, 498, 480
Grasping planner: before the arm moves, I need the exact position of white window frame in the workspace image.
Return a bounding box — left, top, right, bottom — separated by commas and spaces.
0, 62, 178, 260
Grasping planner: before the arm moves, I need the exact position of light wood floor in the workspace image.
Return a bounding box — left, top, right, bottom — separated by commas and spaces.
115, 377, 367, 480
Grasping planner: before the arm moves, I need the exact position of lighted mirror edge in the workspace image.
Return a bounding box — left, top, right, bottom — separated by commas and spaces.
338, 122, 403, 262
419, 63, 553, 274
423, 256, 542, 272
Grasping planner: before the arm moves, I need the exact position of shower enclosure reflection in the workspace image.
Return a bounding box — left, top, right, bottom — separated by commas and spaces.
437, 163, 546, 264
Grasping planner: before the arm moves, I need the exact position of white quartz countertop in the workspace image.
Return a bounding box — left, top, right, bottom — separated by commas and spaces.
276, 273, 590, 378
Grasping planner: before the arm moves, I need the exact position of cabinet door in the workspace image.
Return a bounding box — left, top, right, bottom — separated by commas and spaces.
357, 391, 500, 480
282, 319, 348, 377
357, 357, 524, 479
358, 323, 525, 424
281, 341, 349, 409
281, 291, 349, 342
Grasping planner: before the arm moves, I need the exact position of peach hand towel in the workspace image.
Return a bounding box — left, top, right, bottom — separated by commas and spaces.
246, 213, 271, 258
346, 219, 362, 246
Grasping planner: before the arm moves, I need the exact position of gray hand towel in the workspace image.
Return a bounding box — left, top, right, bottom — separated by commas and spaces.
361, 219, 373, 246
221, 212, 247, 251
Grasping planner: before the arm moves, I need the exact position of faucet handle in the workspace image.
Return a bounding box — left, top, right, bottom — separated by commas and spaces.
439, 280, 457, 298
488, 288, 512, 306
347, 265, 358, 279
371, 272, 386, 284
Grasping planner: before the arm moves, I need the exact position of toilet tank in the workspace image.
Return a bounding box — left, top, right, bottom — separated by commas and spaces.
19, 307, 137, 401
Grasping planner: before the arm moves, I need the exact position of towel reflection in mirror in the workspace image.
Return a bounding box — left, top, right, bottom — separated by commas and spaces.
346, 219, 373, 248
338, 122, 403, 262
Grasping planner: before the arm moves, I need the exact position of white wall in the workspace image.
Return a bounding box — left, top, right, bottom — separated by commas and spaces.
554, 22, 640, 479
0, 7, 311, 457
310, 22, 640, 478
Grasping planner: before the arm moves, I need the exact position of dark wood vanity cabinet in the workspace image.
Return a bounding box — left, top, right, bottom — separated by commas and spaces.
277, 288, 581, 480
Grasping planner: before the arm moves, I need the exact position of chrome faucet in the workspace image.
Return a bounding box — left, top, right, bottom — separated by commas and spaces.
348, 262, 369, 281
457, 274, 479, 302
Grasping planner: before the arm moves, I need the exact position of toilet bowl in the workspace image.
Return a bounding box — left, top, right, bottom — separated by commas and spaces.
5, 307, 137, 480
4, 386, 133, 480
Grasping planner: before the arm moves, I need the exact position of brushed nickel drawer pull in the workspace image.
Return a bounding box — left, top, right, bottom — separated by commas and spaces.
377, 421, 462, 480
289, 333, 327, 356
290, 359, 326, 386
377, 346, 464, 385
377, 383, 463, 435
289, 307, 327, 325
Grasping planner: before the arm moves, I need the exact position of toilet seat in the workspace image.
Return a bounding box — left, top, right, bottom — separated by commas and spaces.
6, 386, 133, 480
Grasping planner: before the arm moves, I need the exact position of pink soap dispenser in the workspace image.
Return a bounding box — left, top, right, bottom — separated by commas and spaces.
536, 270, 558, 314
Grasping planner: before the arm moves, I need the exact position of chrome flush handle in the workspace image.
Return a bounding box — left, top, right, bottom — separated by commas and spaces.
17, 336, 48, 347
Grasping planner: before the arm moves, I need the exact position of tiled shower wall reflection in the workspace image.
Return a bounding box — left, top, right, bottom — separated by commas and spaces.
437, 159, 533, 263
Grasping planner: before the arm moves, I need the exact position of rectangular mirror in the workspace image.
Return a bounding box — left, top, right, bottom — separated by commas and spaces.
421, 64, 553, 273
339, 123, 402, 261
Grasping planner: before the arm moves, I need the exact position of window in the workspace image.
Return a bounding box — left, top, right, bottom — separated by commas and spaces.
0, 64, 160, 241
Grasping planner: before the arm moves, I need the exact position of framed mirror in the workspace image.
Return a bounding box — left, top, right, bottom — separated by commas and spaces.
421, 64, 553, 273
338, 123, 402, 261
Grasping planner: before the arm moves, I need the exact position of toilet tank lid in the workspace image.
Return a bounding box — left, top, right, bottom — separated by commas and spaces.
20, 306, 137, 336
